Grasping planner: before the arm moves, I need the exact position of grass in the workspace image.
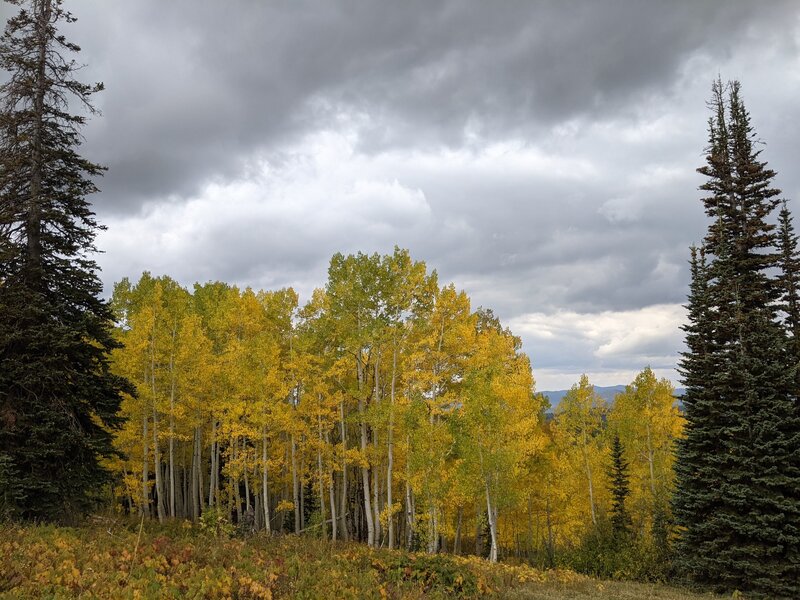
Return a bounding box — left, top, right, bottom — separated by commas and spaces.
0, 518, 728, 599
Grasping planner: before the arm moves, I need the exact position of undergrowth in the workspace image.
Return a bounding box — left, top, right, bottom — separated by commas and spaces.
0, 519, 727, 599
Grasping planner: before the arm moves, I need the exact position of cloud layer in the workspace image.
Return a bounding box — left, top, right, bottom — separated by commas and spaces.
8, 0, 799, 389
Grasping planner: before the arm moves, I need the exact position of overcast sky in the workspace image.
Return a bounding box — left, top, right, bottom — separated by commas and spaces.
11, 1, 800, 389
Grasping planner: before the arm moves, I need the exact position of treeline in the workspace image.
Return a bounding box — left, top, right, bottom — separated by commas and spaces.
108, 248, 683, 572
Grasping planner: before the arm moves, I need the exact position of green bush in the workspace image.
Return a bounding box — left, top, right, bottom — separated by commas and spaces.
198, 506, 234, 538
556, 525, 672, 582
378, 553, 481, 598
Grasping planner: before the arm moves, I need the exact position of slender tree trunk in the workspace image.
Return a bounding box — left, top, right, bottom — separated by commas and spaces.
168, 406, 175, 518
168, 325, 177, 519
214, 429, 220, 508
357, 352, 375, 547
405, 435, 414, 550
316, 413, 327, 539
387, 345, 397, 549
208, 421, 216, 508
480, 447, 498, 562
339, 400, 349, 541
197, 427, 204, 512
182, 447, 189, 518
141, 412, 150, 517
262, 425, 271, 534
428, 498, 439, 554
326, 430, 337, 541
191, 427, 200, 519
485, 481, 498, 562
149, 328, 166, 522
292, 434, 301, 533
427, 416, 437, 554
233, 438, 242, 523
372, 355, 382, 545
243, 438, 251, 511
454, 506, 463, 555
153, 405, 166, 522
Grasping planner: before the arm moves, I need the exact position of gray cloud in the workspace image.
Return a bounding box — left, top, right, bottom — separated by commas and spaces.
6, 0, 800, 388
61, 0, 798, 212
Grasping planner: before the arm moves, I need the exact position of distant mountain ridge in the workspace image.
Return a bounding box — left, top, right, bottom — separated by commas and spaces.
540, 384, 686, 412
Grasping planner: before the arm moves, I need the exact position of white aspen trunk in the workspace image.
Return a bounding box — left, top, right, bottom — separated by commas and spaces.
153, 405, 166, 522
232, 438, 242, 522
208, 421, 216, 507
405, 434, 414, 550
387, 345, 397, 549
357, 352, 375, 547
168, 402, 175, 518
181, 447, 188, 517
142, 412, 150, 517
214, 431, 220, 508
585, 457, 597, 526
168, 324, 177, 519
372, 355, 382, 545
243, 438, 251, 511
197, 426, 204, 512
191, 427, 200, 519
291, 434, 300, 533
325, 430, 337, 541
262, 425, 271, 534
427, 414, 437, 554
316, 413, 327, 539
339, 400, 349, 541
485, 481, 498, 562
149, 323, 166, 522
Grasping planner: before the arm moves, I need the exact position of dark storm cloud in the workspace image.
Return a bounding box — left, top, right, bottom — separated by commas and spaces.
59, 0, 797, 212
6, 0, 798, 388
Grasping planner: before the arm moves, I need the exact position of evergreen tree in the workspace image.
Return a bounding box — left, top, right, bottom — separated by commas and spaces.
607, 434, 631, 537
0, 0, 129, 521
777, 200, 800, 390
673, 79, 800, 598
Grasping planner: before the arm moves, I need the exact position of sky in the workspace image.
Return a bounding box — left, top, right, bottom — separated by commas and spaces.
8, 1, 800, 390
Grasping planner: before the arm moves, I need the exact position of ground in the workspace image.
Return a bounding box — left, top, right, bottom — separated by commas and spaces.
0, 519, 727, 599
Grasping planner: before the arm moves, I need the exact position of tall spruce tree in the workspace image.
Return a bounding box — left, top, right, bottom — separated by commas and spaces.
778, 201, 800, 387
607, 434, 631, 537
674, 79, 800, 598
0, 0, 129, 521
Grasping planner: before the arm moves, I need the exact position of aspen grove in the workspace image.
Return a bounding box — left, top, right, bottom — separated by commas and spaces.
107, 248, 684, 566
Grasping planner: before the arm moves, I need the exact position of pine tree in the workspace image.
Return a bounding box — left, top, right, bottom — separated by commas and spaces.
673, 79, 800, 598
0, 0, 129, 521
607, 434, 631, 537
777, 201, 800, 390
